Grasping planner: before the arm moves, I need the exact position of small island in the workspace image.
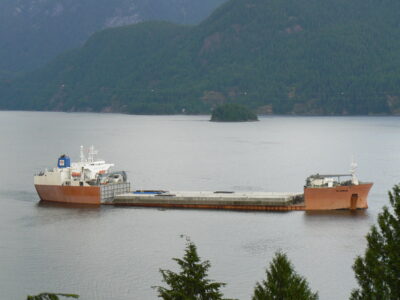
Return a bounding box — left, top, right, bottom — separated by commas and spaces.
210, 104, 259, 122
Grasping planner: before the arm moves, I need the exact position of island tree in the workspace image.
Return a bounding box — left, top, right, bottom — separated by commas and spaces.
211, 104, 259, 122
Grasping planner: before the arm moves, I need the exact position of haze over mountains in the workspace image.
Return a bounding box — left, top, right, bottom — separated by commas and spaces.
0, 0, 226, 77
2, 0, 400, 115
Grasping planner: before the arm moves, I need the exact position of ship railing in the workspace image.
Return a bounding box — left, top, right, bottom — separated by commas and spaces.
306, 180, 354, 188
100, 182, 131, 203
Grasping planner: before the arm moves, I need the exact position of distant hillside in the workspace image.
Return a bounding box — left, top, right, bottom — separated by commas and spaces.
0, 0, 226, 77
2, 0, 400, 115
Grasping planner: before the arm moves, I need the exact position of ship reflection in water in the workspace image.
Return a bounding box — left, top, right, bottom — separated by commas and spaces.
304, 209, 369, 218
36, 200, 102, 210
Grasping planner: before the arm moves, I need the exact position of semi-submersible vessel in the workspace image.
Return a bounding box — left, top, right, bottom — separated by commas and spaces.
34, 147, 373, 211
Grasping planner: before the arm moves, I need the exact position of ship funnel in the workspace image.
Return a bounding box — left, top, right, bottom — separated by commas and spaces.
58, 154, 71, 168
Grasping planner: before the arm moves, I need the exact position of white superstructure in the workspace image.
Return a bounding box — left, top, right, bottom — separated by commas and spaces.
34, 146, 123, 187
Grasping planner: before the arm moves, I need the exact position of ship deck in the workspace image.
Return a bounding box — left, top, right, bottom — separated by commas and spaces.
112, 191, 305, 211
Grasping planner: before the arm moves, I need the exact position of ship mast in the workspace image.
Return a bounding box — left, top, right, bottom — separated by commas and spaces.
80, 145, 86, 163
88, 145, 98, 163
350, 157, 359, 185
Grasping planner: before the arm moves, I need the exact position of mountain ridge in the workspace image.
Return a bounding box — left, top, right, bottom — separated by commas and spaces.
0, 0, 226, 77
2, 0, 400, 115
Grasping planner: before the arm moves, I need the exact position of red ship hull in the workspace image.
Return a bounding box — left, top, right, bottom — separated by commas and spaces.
304, 183, 373, 210
35, 184, 101, 205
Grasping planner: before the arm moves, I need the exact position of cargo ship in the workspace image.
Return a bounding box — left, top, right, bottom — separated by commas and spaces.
34, 146, 130, 204
34, 149, 372, 210
303, 171, 373, 210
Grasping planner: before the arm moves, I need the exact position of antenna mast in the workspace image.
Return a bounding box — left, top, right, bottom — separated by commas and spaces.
350, 156, 359, 185
80, 145, 85, 162
88, 145, 98, 163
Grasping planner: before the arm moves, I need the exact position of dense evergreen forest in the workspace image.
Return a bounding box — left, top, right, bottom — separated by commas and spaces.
0, 0, 225, 77
2, 0, 400, 115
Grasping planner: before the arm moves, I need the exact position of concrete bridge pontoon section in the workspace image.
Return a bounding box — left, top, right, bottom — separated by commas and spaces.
112, 191, 305, 211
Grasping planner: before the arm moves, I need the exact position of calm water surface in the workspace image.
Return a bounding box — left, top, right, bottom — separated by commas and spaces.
0, 112, 399, 300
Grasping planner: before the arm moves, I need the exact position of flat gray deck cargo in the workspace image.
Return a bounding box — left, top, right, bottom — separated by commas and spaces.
112, 191, 305, 211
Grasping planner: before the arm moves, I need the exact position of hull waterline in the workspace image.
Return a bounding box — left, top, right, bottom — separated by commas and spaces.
35, 184, 101, 205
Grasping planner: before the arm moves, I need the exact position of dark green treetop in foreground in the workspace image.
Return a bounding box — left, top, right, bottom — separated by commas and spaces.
350, 185, 400, 299
211, 104, 258, 122
27, 293, 79, 300
154, 237, 229, 300
252, 252, 318, 300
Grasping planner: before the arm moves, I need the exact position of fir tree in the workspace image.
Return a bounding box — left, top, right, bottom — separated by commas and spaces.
252, 252, 318, 300
27, 293, 79, 300
154, 237, 228, 300
350, 185, 400, 299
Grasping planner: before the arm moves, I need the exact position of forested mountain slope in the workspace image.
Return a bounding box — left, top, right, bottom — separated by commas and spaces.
0, 0, 226, 77
2, 0, 400, 115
